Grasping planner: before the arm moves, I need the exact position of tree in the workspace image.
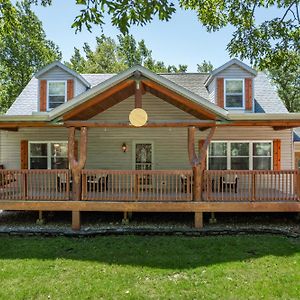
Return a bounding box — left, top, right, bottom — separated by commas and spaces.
0, 1, 61, 112
65, 47, 86, 73
267, 52, 300, 112
197, 60, 213, 73
66, 34, 186, 74
24, 0, 300, 70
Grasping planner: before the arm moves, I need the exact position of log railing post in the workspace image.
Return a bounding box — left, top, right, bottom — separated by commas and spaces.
68, 126, 88, 202
188, 126, 215, 202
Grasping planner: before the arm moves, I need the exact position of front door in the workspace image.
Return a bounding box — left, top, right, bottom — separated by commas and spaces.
135, 143, 153, 170
295, 152, 300, 170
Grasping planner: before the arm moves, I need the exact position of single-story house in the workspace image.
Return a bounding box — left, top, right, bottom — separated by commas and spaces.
0, 58, 299, 229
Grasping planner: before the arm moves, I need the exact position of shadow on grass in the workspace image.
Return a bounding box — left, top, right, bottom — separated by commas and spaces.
0, 235, 299, 269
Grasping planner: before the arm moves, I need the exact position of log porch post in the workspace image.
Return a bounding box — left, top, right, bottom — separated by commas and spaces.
68, 126, 88, 230
188, 126, 215, 228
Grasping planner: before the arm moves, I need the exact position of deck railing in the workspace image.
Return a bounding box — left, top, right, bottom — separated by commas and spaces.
81, 169, 193, 201
203, 170, 299, 202
0, 169, 71, 201
0, 169, 299, 202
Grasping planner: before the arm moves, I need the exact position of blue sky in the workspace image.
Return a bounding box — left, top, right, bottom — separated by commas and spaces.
32, 2, 279, 72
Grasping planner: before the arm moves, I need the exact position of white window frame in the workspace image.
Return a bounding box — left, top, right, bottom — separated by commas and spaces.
47, 80, 67, 111
224, 78, 245, 110
207, 141, 273, 170
28, 141, 68, 169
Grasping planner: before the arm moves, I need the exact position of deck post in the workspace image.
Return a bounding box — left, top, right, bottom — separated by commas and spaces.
72, 211, 81, 230
188, 126, 215, 202
68, 127, 88, 201
194, 212, 203, 228
193, 166, 201, 201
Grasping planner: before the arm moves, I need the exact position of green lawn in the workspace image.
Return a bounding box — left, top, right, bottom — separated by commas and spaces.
0, 235, 299, 299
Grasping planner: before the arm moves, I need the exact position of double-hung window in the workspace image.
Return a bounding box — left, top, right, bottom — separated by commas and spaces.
47, 81, 66, 110
208, 142, 227, 170
225, 79, 244, 109
29, 142, 68, 169
208, 141, 272, 170
230, 142, 249, 170
253, 142, 272, 170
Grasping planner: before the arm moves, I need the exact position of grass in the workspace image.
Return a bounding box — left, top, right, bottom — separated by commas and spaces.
0, 235, 299, 300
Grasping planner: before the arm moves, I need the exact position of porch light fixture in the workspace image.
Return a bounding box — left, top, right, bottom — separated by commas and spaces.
122, 143, 127, 153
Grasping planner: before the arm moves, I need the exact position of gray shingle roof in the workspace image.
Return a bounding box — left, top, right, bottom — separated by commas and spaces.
254, 72, 288, 113
6, 70, 287, 115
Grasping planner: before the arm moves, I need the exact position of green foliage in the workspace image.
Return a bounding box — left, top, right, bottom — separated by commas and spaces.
27, 0, 300, 70
267, 52, 300, 112
0, 1, 61, 113
197, 60, 214, 73
65, 34, 187, 74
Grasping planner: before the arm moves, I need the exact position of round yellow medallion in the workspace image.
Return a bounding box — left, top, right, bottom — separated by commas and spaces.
129, 108, 148, 127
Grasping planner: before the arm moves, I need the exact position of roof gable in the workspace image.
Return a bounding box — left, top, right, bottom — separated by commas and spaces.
48, 65, 228, 122
205, 58, 257, 86
35, 61, 91, 87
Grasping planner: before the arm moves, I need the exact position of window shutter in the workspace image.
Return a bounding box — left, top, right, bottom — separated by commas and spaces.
245, 78, 253, 111
273, 139, 281, 170
40, 80, 47, 112
20, 140, 28, 169
198, 139, 207, 170
67, 79, 74, 101
217, 78, 224, 108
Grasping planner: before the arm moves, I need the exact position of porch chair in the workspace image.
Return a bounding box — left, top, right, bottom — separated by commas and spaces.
86, 174, 108, 192
211, 174, 238, 193
221, 174, 238, 193
180, 174, 190, 193
57, 173, 72, 192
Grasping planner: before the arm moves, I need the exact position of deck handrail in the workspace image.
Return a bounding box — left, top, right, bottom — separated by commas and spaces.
203, 169, 299, 202
0, 169, 71, 201
81, 169, 193, 201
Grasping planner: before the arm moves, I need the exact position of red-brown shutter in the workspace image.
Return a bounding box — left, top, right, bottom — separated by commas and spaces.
273, 139, 281, 170
40, 80, 47, 112
20, 140, 28, 169
245, 78, 253, 111
198, 139, 207, 170
67, 79, 74, 101
217, 78, 224, 108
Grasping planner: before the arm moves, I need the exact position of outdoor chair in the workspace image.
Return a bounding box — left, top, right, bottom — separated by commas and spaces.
57, 173, 72, 192
211, 174, 238, 193
86, 174, 108, 192
221, 174, 238, 193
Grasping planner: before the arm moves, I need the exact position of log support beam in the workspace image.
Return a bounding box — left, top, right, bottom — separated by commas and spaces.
68, 127, 88, 202
188, 126, 216, 203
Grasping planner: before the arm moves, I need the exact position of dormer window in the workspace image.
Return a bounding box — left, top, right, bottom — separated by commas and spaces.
224, 79, 244, 109
47, 81, 67, 110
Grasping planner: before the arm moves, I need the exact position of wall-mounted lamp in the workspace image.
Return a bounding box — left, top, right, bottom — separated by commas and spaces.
122, 143, 127, 153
